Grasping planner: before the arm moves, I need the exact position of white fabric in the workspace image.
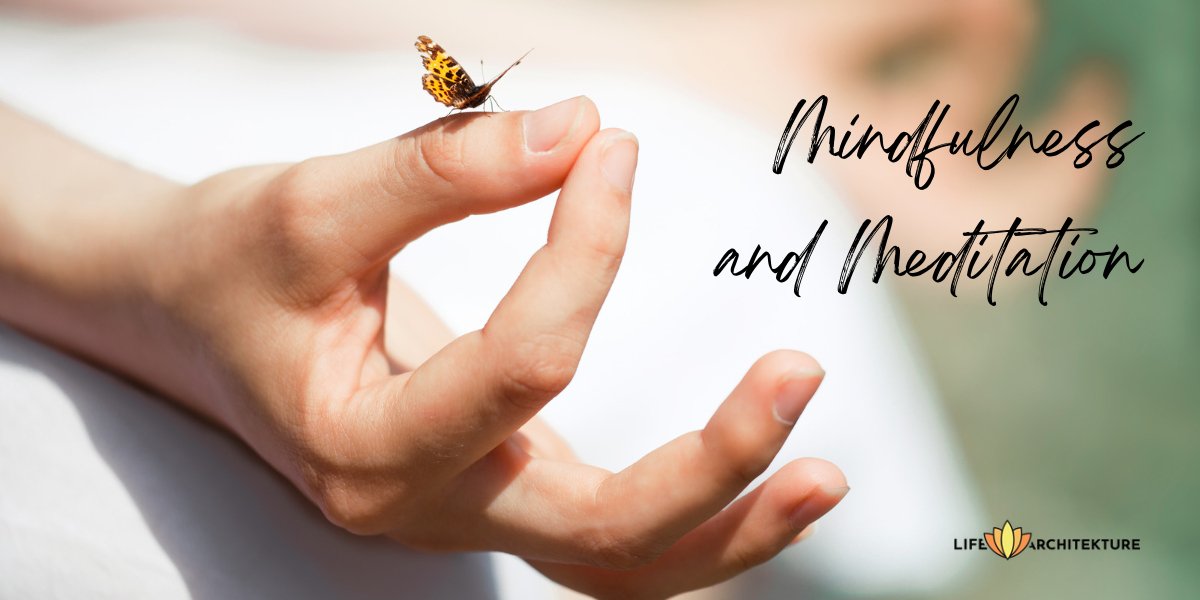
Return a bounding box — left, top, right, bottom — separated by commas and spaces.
0, 13, 980, 599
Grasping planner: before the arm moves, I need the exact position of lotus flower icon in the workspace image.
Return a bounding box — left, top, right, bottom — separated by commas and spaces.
984, 521, 1032, 559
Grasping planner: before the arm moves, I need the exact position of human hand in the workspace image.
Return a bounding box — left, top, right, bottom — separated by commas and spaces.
0, 97, 847, 598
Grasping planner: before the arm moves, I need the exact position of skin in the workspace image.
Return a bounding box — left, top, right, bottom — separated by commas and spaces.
0, 97, 848, 599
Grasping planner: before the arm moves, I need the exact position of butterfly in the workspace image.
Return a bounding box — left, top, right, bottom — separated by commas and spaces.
415, 35, 532, 111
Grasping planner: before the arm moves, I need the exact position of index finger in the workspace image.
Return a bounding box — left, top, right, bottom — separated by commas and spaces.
354, 127, 638, 477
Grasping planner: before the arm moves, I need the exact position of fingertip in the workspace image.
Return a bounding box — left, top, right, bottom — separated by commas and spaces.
754, 349, 823, 379
599, 130, 639, 192
546, 126, 636, 250
746, 351, 824, 426
772, 370, 824, 426
780, 458, 849, 531
523, 96, 599, 155
801, 457, 848, 491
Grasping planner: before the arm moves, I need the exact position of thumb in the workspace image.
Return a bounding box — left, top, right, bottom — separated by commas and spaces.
285, 96, 598, 267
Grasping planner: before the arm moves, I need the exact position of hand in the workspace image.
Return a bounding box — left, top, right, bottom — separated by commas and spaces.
0, 97, 847, 599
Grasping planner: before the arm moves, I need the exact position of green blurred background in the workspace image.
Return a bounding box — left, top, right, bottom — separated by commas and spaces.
900, 1, 1199, 597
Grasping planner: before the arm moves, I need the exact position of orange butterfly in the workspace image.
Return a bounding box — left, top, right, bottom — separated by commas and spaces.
415, 35, 531, 110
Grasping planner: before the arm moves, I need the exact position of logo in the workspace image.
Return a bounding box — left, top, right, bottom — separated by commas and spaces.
954, 519, 1141, 560
984, 520, 1031, 559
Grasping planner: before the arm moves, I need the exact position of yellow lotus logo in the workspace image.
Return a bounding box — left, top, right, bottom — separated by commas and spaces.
984, 520, 1032, 559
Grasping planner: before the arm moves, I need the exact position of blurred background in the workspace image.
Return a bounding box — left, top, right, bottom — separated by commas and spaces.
1, 0, 1196, 598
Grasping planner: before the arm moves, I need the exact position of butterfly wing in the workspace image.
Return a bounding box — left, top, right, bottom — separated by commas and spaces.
416, 36, 479, 108
421, 73, 458, 107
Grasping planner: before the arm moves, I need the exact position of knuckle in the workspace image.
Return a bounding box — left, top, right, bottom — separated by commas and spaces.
311, 477, 391, 536
265, 160, 339, 249
731, 446, 776, 486
589, 528, 667, 570
404, 127, 468, 188
295, 427, 415, 537
272, 159, 331, 215
705, 426, 774, 487
728, 542, 771, 574
499, 334, 582, 407
582, 238, 626, 280
272, 159, 320, 202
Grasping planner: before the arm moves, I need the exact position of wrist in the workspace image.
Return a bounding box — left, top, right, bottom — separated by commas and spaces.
0, 165, 185, 366
0, 106, 205, 411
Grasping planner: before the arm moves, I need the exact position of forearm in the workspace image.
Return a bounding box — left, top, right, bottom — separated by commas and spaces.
0, 105, 210, 417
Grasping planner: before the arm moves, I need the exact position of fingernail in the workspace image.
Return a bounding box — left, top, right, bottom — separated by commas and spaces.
600, 132, 638, 192
524, 97, 582, 153
772, 368, 825, 426
787, 485, 849, 532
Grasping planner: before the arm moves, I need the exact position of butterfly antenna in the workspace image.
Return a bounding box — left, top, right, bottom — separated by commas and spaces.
484, 47, 534, 87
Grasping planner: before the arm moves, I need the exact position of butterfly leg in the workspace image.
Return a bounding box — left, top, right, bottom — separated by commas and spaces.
480, 61, 497, 116
477, 60, 496, 118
